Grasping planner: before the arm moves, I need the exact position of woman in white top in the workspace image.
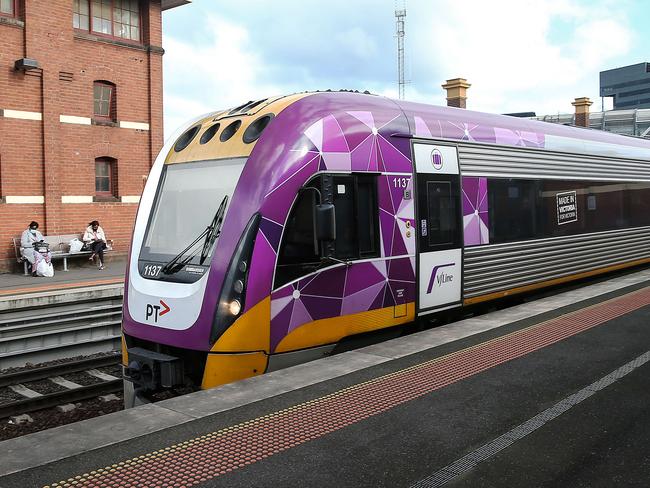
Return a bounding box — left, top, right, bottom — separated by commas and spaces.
83, 220, 108, 270
20, 221, 52, 276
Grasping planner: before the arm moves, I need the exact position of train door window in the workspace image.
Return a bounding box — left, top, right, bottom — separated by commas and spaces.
333, 176, 357, 259
357, 175, 379, 257
331, 174, 380, 260
417, 175, 461, 253
426, 181, 456, 247
276, 177, 322, 286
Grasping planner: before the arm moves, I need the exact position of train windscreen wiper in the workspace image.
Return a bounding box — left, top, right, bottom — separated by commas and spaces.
161, 196, 229, 275
199, 196, 228, 265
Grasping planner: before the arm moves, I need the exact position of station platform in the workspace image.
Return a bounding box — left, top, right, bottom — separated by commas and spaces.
2, 268, 650, 487
0, 258, 125, 309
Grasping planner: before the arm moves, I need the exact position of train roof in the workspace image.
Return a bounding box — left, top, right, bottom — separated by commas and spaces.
165, 91, 650, 166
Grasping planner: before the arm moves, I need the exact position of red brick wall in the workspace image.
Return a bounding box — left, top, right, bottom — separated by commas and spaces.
0, 0, 164, 272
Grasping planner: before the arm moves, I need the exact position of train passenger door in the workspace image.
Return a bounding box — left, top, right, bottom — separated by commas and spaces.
413, 142, 463, 315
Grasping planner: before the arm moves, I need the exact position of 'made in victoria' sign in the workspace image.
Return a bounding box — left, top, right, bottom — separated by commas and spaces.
557, 190, 578, 225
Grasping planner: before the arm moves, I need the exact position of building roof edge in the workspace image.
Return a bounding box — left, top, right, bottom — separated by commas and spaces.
161, 0, 192, 11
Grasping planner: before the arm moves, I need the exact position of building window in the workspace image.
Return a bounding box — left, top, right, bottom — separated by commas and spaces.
95, 157, 117, 197
0, 0, 15, 17
112, 0, 140, 40
73, 0, 89, 29
93, 81, 116, 121
74, 0, 141, 42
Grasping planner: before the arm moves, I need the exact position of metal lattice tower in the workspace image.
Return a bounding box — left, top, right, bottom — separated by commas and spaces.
395, 4, 406, 99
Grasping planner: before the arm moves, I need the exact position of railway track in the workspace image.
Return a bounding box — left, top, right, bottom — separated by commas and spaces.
0, 354, 122, 419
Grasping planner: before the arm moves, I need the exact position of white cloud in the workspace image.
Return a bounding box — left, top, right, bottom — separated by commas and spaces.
162, 0, 637, 135
407, 0, 634, 115
163, 16, 285, 136
334, 27, 379, 59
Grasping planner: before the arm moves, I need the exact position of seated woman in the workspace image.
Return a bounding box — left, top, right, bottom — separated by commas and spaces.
83, 220, 108, 270
20, 221, 51, 276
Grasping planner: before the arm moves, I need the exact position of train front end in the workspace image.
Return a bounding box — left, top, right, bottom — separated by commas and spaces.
121, 96, 304, 407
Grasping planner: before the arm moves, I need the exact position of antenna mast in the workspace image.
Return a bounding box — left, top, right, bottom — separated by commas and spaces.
395, 2, 406, 99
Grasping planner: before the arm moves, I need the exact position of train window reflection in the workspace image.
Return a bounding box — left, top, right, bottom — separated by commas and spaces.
140, 158, 246, 265
275, 174, 380, 288
275, 178, 321, 286
486, 178, 650, 245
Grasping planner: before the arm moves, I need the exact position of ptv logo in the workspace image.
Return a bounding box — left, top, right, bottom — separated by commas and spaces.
426, 263, 455, 294
146, 300, 170, 323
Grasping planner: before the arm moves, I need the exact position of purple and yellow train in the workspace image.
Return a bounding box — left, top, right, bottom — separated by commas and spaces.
122, 91, 650, 406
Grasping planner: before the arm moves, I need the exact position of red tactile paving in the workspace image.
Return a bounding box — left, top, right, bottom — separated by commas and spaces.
46, 286, 650, 488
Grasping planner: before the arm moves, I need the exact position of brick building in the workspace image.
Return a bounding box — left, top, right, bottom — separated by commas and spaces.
0, 0, 189, 272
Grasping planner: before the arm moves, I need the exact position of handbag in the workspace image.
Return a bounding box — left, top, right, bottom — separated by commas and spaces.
32, 241, 50, 253
69, 238, 84, 253
36, 259, 54, 277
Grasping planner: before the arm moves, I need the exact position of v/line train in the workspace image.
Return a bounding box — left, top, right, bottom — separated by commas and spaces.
122, 91, 650, 406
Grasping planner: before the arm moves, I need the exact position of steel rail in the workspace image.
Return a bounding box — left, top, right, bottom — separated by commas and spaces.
0, 354, 121, 388
0, 379, 123, 419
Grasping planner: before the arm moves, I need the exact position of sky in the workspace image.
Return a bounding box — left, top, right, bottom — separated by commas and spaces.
161, 0, 648, 137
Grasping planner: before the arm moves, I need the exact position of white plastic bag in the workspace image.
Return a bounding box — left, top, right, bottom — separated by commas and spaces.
69, 238, 84, 253
36, 260, 54, 277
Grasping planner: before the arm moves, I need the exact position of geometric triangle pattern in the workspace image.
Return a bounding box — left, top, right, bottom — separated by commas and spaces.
230, 96, 534, 351
270, 257, 415, 352
241, 99, 551, 352
411, 111, 545, 149
494, 127, 545, 148
259, 107, 418, 351
462, 176, 489, 246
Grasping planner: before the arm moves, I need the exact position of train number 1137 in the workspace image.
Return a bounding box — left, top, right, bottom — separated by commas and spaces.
392, 177, 410, 188
143, 264, 162, 277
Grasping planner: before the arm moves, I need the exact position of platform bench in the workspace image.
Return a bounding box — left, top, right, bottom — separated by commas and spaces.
13, 234, 114, 275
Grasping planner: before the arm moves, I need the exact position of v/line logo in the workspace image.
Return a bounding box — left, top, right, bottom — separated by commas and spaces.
426, 263, 455, 294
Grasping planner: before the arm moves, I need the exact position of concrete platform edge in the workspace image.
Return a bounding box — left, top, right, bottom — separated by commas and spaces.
0, 284, 123, 312
1, 268, 649, 476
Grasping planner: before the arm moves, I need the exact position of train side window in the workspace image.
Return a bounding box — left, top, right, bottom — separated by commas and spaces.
275, 174, 380, 288
488, 179, 541, 243
628, 182, 650, 227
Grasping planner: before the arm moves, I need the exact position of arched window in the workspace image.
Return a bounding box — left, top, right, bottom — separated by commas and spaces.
95, 157, 118, 198
93, 81, 116, 121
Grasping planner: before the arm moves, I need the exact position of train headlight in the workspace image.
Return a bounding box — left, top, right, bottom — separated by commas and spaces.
228, 299, 242, 316
210, 213, 261, 344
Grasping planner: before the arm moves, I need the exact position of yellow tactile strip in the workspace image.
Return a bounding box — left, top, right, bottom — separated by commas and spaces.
46, 286, 650, 488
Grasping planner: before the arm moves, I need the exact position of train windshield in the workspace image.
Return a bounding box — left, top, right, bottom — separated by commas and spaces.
140, 158, 246, 267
